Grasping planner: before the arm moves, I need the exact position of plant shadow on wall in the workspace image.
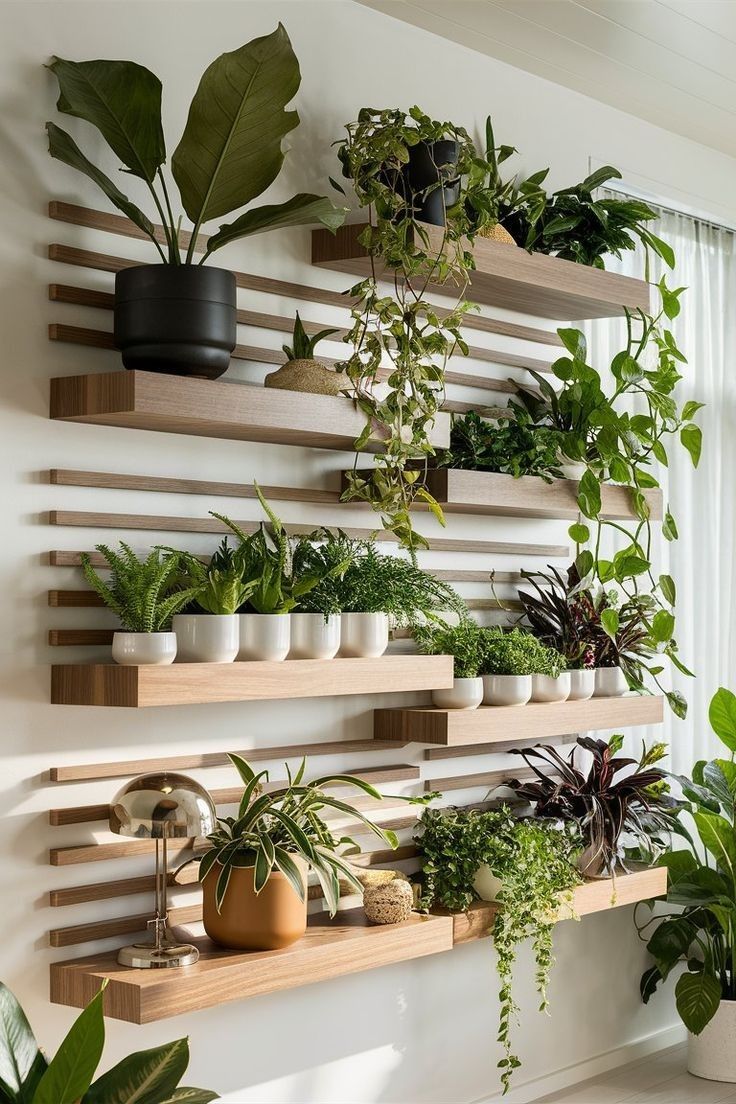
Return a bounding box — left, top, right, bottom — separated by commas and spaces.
0, 980, 218, 1102
45, 25, 346, 377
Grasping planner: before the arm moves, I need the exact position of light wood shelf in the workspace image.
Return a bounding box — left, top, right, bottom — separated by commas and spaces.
374, 694, 664, 745
50, 370, 450, 452
419, 468, 663, 522
312, 224, 651, 320
50, 868, 665, 1022
50, 655, 453, 708
450, 867, 667, 944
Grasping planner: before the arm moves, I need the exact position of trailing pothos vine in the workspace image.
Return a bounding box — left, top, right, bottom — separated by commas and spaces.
335, 106, 488, 554
513, 277, 702, 717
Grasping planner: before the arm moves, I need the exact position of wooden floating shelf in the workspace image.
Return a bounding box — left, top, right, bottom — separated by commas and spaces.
450, 867, 667, 944
419, 468, 663, 522
312, 224, 651, 320
50, 655, 453, 708
374, 694, 664, 745
50, 869, 664, 1022
50, 370, 450, 452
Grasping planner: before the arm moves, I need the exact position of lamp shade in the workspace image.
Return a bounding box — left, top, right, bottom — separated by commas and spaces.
109, 771, 217, 839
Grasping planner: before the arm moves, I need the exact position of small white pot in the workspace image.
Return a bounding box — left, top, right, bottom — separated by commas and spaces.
482, 674, 532, 707
473, 865, 503, 902
289, 613, 340, 660
238, 613, 290, 662
688, 999, 736, 1081
112, 631, 176, 666
568, 669, 596, 701
531, 672, 571, 703
432, 677, 483, 710
339, 613, 389, 658
173, 614, 239, 663
594, 666, 628, 697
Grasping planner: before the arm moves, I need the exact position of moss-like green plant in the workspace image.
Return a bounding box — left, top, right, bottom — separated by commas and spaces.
413, 618, 484, 679
479, 627, 566, 677
334, 540, 465, 625
81, 543, 200, 632
416, 805, 580, 1093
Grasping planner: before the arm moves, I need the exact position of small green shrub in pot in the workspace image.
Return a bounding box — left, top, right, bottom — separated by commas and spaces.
46, 27, 345, 378
165, 538, 254, 663
414, 618, 485, 710
265, 313, 343, 396
415, 804, 581, 1093
479, 627, 565, 706
288, 530, 354, 659
81, 543, 200, 665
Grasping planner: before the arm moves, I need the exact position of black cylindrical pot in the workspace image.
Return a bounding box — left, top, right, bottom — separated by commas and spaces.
407, 140, 460, 227
114, 265, 237, 379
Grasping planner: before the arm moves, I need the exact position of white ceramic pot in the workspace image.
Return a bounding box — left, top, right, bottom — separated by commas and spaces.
568, 669, 596, 701
432, 677, 483, 710
594, 666, 628, 697
112, 631, 176, 666
473, 865, 503, 902
339, 613, 389, 658
482, 674, 532, 707
688, 999, 736, 1081
172, 614, 239, 663
289, 614, 340, 660
238, 613, 290, 662
531, 672, 571, 703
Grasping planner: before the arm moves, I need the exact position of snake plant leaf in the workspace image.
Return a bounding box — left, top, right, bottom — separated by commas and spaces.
172, 24, 300, 226
32, 986, 105, 1104
46, 123, 156, 241
47, 57, 165, 182
0, 983, 46, 1102
82, 1039, 189, 1104
205, 193, 346, 256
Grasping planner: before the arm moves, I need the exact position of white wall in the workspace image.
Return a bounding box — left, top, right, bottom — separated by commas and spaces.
0, 2, 733, 1101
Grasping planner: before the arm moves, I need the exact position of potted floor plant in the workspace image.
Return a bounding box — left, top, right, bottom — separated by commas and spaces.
288, 530, 354, 659
167, 538, 253, 663
0, 980, 217, 1102
479, 626, 556, 706
265, 312, 343, 395
46, 27, 344, 378
81, 543, 200, 665
197, 754, 399, 951
508, 735, 677, 877
415, 804, 581, 1094
639, 688, 736, 1082
334, 540, 465, 657
413, 619, 484, 710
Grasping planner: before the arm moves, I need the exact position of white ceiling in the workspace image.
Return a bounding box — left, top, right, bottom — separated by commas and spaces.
355, 0, 736, 159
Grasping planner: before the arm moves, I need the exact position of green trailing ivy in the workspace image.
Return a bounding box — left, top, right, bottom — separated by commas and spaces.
415, 806, 580, 1094
436, 408, 563, 481
412, 618, 485, 679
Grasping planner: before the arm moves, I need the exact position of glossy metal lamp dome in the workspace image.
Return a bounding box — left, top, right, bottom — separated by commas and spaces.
109, 771, 217, 969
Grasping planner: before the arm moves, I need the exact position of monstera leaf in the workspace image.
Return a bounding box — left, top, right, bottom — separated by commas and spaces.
172, 24, 300, 228
205, 193, 346, 256
47, 56, 165, 182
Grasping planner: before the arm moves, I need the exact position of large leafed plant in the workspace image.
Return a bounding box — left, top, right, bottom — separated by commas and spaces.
46, 25, 344, 265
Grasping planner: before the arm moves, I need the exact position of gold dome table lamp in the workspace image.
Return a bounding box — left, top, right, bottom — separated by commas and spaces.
109, 771, 217, 969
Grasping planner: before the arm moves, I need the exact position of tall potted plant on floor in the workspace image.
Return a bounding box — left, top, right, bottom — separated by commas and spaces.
46, 26, 344, 378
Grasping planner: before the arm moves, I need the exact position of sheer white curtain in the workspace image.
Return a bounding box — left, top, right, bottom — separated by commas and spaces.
587, 197, 736, 772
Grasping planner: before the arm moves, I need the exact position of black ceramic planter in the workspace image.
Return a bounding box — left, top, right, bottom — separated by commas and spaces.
114, 265, 237, 379
406, 139, 460, 227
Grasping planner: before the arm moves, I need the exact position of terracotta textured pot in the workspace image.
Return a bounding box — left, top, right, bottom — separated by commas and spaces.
202, 859, 307, 951
478, 222, 517, 246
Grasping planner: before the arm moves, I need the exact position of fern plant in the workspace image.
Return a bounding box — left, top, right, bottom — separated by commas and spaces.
81, 543, 200, 632
283, 312, 339, 361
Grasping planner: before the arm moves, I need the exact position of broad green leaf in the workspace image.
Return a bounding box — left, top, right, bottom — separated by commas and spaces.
675, 971, 721, 1034
575, 550, 594, 581
206, 194, 345, 255
47, 57, 164, 181
83, 1039, 188, 1104
682, 401, 704, 422
33, 987, 105, 1104
666, 690, 688, 719
703, 760, 736, 810
647, 916, 696, 975
693, 811, 736, 886
46, 124, 156, 241
659, 573, 676, 605
651, 610, 675, 643
156, 1093, 219, 1104
557, 328, 586, 361
568, 522, 589, 544
680, 424, 702, 468
0, 984, 46, 1101
577, 469, 601, 519
710, 688, 736, 752
640, 964, 662, 1003
173, 24, 300, 225
662, 510, 678, 542
658, 849, 697, 883
600, 609, 619, 640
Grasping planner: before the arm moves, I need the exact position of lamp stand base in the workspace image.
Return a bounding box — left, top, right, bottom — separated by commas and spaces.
117, 939, 199, 969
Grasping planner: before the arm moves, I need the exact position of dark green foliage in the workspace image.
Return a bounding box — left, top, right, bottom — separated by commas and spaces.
283, 313, 339, 361
80, 544, 201, 632
334, 540, 465, 625
412, 618, 485, 678
436, 409, 563, 481
479, 627, 566, 677
290, 530, 355, 617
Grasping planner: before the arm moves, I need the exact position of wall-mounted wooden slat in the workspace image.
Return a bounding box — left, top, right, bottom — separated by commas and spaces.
426, 766, 535, 794
50, 370, 451, 452
49, 629, 113, 646
424, 732, 576, 761
49, 737, 406, 783
49, 468, 341, 504
48, 590, 521, 613
48, 510, 568, 559
49, 905, 204, 948
51, 837, 199, 867
313, 224, 652, 320
48, 203, 563, 347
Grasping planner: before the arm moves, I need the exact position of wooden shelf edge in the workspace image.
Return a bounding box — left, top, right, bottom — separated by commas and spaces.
50, 655, 454, 707
450, 867, 667, 944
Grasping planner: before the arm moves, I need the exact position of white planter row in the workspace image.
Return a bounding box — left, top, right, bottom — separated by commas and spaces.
432, 666, 629, 710
111, 612, 391, 665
